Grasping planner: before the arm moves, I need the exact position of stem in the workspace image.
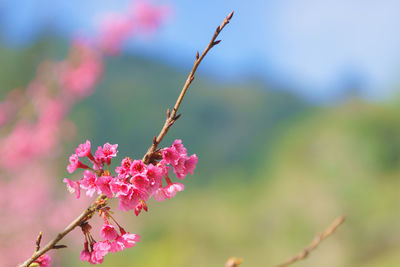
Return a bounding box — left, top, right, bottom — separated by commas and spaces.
276, 215, 346, 267
19, 195, 107, 267
142, 11, 234, 164
18, 11, 234, 267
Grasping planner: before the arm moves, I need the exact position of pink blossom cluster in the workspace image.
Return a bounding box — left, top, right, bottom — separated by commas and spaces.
59, 40, 104, 99
64, 139, 197, 212
64, 139, 197, 263
80, 212, 140, 264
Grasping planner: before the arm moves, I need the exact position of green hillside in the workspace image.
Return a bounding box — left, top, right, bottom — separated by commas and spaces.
3, 37, 400, 266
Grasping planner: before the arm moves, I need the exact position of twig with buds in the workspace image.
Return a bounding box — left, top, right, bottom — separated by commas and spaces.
142, 11, 234, 164
19, 11, 234, 267
276, 215, 346, 267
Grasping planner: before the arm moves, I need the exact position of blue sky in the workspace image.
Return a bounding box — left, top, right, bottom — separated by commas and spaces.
1, 0, 400, 101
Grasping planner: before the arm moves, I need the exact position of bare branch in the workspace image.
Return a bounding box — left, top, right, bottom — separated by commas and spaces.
276, 215, 345, 267
19, 195, 107, 267
142, 10, 234, 164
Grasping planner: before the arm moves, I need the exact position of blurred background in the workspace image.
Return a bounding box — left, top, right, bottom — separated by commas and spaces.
1, 0, 400, 266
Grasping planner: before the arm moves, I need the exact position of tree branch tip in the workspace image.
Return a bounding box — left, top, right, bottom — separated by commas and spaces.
216, 25, 221, 33
227, 11, 234, 20
166, 108, 171, 118
196, 51, 200, 59
35, 232, 43, 252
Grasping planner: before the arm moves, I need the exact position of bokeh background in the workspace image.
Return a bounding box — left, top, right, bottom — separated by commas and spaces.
1, 0, 400, 266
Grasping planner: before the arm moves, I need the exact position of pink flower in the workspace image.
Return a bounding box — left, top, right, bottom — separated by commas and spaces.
67, 153, 89, 173
91, 241, 111, 264
146, 164, 162, 181
129, 160, 146, 176
101, 223, 119, 241
146, 164, 163, 195
172, 157, 186, 179
95, 175, 113, 198
161, 147, 179, 165
119, 232, 140, 248
110, 239, 125, 253
172, 139, 187, 155
173, 154, 198, 179
99, 14, 134, 55
185, 154, 198, 175
60, 41, 103, 98
158, 163, 171, 177
115, 157, 133, 179
63, 178, 81, 199
154, 188, 167, 202
131, 1, 168, 33
80, 250, 91, 262
80, 242, 91, 262
164, 182, 184, 199
75, 140, 92, 158
79, 170, 98, 197
110, 179, 130, 197
34, 254, 51, 267
130, 174, 150, 190
109, 232, 140, 252
95, 143, 118, 164
118, 185, 147, 211
134, 201, 148, 216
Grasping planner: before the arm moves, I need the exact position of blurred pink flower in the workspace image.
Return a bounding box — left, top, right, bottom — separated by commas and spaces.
63, 178, 81, 199
101, 223, 119, 241
34, 254, 51, 267
60, 41, 103, 98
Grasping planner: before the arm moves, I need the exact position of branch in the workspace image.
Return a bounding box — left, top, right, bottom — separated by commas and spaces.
142, 10, 234, 164
19, 11, 234, 267
276, 215, 346, 267
19, 195, 107, 267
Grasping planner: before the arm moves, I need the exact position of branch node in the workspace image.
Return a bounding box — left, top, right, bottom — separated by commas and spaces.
212, 40, 221, 46
35, 232, 43, 252
166, 108, 171, 118
196, 51, 200, 60
173, 114, 182, 121
153, 136, 157, 145
53, 245, 68, 250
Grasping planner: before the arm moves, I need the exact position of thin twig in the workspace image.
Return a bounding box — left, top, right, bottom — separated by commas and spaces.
35, 232, 43, 252
276, 215, 346, 267
142, 10, 234, 164
19, 11, 234, 267
19, 195, 107, 267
